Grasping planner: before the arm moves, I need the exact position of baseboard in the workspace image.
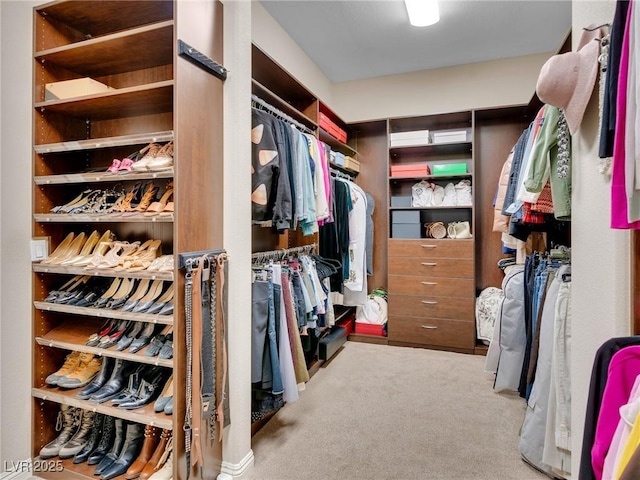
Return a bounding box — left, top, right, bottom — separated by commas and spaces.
217, 450, 254, 480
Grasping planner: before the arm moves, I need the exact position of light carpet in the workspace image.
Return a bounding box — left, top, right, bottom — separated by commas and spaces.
246, 341, 546, 480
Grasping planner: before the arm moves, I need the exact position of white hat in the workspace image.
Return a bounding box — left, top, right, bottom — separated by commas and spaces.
536, 26, 603, 135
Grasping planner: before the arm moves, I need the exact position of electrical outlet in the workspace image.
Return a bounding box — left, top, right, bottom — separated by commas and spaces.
30, 238, 49, 262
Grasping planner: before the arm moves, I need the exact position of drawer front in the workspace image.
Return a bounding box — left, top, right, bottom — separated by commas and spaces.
388, 257, 474, 278
388, 275, 474, 297
388, 315, 475, 348
388, 293, 474, 320
388, 238, 474, 258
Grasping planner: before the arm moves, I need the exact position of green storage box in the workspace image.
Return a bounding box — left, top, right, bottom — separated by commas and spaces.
431, 163, 468, 175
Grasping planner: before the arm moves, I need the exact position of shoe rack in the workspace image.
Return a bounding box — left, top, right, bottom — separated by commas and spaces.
31, 1, 224, 479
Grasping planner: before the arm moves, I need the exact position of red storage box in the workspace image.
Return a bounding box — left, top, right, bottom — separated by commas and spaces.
355, 322, 386, 336
390, 163, 431, 177
320, 112, 347, 143
336, 317, 355, 336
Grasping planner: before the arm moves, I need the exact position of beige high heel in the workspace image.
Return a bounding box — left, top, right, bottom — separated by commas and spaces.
115, 239, 158, 271
60, 230, 101, 266
47, 232, 86, 265
83, 241, 115, 269
95, 241, 140, 269
41, 232, 75, 264
127, 240, 162, 271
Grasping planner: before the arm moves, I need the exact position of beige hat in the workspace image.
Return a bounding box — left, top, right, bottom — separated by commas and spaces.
536, 26, 604, 135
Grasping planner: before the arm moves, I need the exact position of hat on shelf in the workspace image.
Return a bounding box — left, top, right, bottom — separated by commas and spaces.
535, 25, 604, 135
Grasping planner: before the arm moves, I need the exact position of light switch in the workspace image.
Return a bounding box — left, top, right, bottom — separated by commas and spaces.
30, 238, 49, 262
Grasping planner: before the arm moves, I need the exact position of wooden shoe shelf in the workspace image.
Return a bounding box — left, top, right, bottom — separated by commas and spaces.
31, 1, 225, 478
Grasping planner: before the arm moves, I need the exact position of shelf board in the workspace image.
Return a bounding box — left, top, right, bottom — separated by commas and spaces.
329, 161, 359, 178
389, 141, 472, 157
34, 301, 173, 326
34, 213, 173, 223
32, 386, 173, 430
389, 205, 472, 210
318, 128, 357, 157
35, 21, 173, 77
35, 323, 173, 369
389, 173, 473, 182
34, 81, 173, 120
35, 169, 174, 186
33, 263, 173, 282
34, 130, 174, 154
251, 79, 317, 131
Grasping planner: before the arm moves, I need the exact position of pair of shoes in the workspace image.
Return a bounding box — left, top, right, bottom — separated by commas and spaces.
89, 358, 136, 403
94, 419, 145, 480
120, 182, 159, 218
129, 323, 160, 354
143, 182, 173, 217
115, 239, 163, 272
132, 281, 169, 313
116, 367, 168, 410
62, 230, 115, 267
45, 275, 89, 303
146, 332, 173, 359
123, 425, 160, 479
45, 351, 102, 389
131, 142, 174, 172
147, 443, 172, 480
106, 149, 143, 174
136, 429, 172, 480
41, 232, 87, 265
153, 376, 173, 415
91, 241, 141, 269
39, 406, 97, 460
147, 255, 173, 272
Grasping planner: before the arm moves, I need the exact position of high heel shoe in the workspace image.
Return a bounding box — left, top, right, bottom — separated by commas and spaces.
128, 323, 158, 354
50, 189, 91, 213
145, 284, 174, 315
126, 240, 162, 272
132, 280, 165, 313
83, 240, 115, 269
143, 182, 173, 217
92, 278, 122, 309
145, 141, 174, 171
122, 182, 158, 218
64, 230, 113, 266
120, 278, 151, 312
114, 240, 157, 272
44, 275, 85, 302
46, 232, 87, 265
131, 143, 162, 172
60, 230, 100, 266
53, 275, 91, 304
116, 321, 144, 351
40, 232, 75, 264
96, 242, 141, 269
108, 182, 142, 216
105, 278, 136, 310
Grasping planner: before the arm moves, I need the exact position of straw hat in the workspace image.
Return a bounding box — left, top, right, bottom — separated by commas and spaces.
535, 26, 604, 135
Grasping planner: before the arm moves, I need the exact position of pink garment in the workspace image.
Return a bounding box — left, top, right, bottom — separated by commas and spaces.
592, 346, 640, 479
611, 3, 640, 229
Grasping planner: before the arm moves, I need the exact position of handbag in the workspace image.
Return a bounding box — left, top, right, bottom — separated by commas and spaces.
425, 221, 447, 239
447, 221, 472, 239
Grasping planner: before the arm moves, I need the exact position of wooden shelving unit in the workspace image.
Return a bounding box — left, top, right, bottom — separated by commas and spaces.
31, 1, 225, 478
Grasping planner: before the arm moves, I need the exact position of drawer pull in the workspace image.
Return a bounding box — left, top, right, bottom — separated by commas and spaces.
421, 244, 437, 248
421, 300, 438, 305
421, 325, 438, 329
421, 281, 438, 285
421, 262, 437, 266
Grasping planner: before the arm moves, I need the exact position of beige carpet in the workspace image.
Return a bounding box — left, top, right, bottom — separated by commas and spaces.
247, 341, 547, 480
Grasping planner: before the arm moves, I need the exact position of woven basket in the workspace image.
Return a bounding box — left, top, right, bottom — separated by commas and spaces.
425, 221, 446, 239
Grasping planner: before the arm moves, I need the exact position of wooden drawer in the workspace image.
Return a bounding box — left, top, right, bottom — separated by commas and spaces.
388, 275, 474, 297
388, 293, 474, 320
388, 315, 475, 348
388, 257, 474, 278
388, 238, 473, 258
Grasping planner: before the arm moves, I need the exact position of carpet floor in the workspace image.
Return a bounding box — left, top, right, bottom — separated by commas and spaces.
247, 341, 547, 480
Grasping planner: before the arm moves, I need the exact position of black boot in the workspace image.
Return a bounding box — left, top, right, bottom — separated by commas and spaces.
99, 422, 145, 480
118, 368, 167, 410
94, 418, 126, 475
77, 357, 114, 400
59, 409, 95, 459
87, 415, 115, 465
73, 413, 104, 464
90, 359, 132, 403
39, 405, 80, 459
111, 364, 146, 405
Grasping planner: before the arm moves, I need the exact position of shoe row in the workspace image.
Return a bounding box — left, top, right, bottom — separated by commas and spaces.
106, 141, 174, 174
85, 321, 173, 355
46, 355, 172, 408
49, 180, 173, 217
39, 406, 173, 480
41, 230, 171, 272
46, 277, 174, 315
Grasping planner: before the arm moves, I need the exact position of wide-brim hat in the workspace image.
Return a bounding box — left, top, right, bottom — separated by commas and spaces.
536, 26, 604, 135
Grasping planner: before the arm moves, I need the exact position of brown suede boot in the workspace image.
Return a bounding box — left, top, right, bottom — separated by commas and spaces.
125, 425, 160, 479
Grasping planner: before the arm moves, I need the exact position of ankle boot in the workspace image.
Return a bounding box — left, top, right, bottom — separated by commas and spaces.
90, 359, 133, 403
59, 409, 95, 459
99, 422, 145, 480
125, 425, 160, 479
111, 364, 147, 405
73, 413, 104, 464
77, 357, 114, 400
94, 418, 126, 475
88, 415, 115, 465
39, 405, 80, 459
119, 368, 167, 410
139, 429, 172, 480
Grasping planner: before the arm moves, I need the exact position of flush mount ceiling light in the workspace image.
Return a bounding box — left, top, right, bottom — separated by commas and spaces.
405, 0, 440, 27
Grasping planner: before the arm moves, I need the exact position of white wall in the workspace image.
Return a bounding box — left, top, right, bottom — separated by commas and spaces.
221, 0, 254, 478
251, 1, 334, 105
0, 0, 39, 468
333, 52, 554, 122
571, 1, 624, 477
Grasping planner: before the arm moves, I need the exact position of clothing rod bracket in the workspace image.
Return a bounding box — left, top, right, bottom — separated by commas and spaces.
178, 40, 227, 81
178, 249, 228, 269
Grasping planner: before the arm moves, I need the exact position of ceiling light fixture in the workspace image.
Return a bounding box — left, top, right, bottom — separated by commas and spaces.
404, 0, 440, 27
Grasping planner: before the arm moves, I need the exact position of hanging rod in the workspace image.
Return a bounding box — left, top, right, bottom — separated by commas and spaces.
251, 94, 315, 135
251, 243, 317, 263
330, 167, 355, 180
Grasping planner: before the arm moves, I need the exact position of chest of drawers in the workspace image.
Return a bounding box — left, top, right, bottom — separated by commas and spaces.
387, 239, 475, 350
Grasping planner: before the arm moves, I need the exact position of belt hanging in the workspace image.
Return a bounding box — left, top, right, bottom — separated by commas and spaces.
184, 265, 194, 479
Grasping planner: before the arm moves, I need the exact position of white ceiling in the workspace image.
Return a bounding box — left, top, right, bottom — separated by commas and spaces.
259, 0, 572, 83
